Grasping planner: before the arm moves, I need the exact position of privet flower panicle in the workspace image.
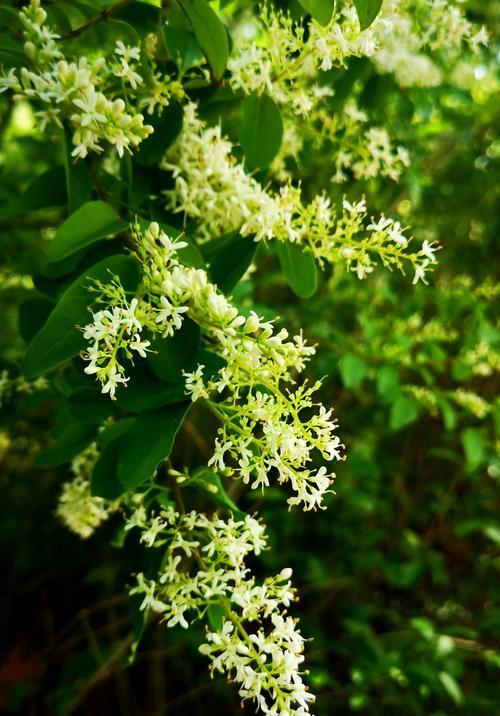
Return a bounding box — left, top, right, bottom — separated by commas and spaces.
82, 222, 343, 510
163, 105, 437, 283
227, 5, 378, 116
371, 0, 488, 88
0, 1, 188, 158
129, 505, 313, 714
56, 443, 118, 538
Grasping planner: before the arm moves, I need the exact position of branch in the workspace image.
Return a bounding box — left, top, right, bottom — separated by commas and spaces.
60, 0, 134, 40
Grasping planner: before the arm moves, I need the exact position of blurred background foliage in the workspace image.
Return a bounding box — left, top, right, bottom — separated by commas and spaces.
0, 0, 499, 714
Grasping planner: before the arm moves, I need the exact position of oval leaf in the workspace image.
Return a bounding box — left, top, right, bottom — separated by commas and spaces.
275, 242, 318, 299
297, 0, 335, 26
241, 92, 283, 169
175, 0, 228, 81
147, 317, 201, 384
20, 166, 67, 211
91, 437, 126, 500
48, 201, 128, 262
202, 232, 257, 294
22, 254, 140, 379
353, 0, 383, 29
36, 423, 97, 468
117, 403, 191, 489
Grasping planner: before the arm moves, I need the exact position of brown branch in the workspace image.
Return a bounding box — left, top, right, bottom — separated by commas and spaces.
60, 0, 134, 40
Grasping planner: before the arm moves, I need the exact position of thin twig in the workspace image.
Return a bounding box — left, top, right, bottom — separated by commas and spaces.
60, 0, 134, 40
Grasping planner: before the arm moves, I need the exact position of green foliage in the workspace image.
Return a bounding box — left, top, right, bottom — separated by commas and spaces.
353, 0, 383, 29
240, 92, 283, 169
0, 0, 498, 714
275, 242, 318, 298
22, 254, 140, 377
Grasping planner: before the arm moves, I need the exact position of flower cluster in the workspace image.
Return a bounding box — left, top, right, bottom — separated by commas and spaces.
55, 443, 118, 538
227, 5, 378, 116
0, 1, 186, 158
164, 105, 437, 283
129, 504, 313, 714
371, 0, 488, 88
271, 101, 410, 185
82, 222, 343, 509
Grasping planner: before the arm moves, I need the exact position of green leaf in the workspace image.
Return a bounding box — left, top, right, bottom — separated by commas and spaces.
338, 353, 368, 388
147, 318, 201, 384
390, 395, 419, 431
23, 254, 140, 379
275, 242, 318, 299
98, 419, 136, 448
48, 201, 127, 262
162, 25, 204, 71
297, 0, 335, 26
461, 428, 485, 469
18, 296, 54, 343
376, 365, 400, 400
191, 466, 245, 517
240, 92, 283, 169
436, 397, 456, 431
36, 423, 96, 468
207, 603, 225, 632
353, 0, 383, 29
117, 403, 191, 489
20, 166, 67, 211
439, 672, 463, 706
91, 437, 126, 500
175, 0, 228, 81
114, 364, 187, 412
128, 594, 149, 664
63, 134, 93, 213
67, 388, 115, 425
202, 232, 257, 294
134, 103, 184, 166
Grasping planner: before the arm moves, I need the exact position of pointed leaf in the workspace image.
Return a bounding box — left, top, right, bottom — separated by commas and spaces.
117, 403, 191, 489
275, 241, 318, 298
353, 0, 383, 29
48, 201, 127, 262
241, 92, 283, 169
23, 255, 140, 378
175, 0, 228, 81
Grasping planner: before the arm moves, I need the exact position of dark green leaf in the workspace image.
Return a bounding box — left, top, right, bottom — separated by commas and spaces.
98, 419, 136, 448
275, 242, 317, 299
91, 437, 126, 499
240, 92, 283, 169
67, 388, 115, 425
114, 363, 187, 412
20, 166, 67, 211
203, 232, 257, 294
191, 466, 245, 517
135, 103, 184, 166
63, 135, 93, 213
18, 296, 54, 343
36, 423, 96, 468
148, 317, 201, 384
48, 201, 127, 262
353, 0, 383, 29
175, 0, 228, 81
117, 403, 191, 489
23, 255, 140, 379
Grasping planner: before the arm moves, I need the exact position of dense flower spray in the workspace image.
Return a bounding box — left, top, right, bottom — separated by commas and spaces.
82, 221, 343, 510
